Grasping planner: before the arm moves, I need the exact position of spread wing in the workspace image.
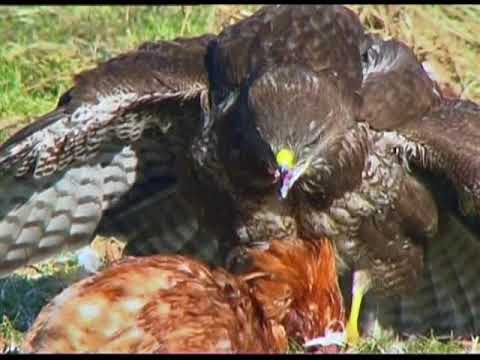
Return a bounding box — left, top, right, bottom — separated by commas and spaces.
0, 34, 215, 276
359, 34, 480, 222
108, 5, 371, 270
357, 35, 480, 335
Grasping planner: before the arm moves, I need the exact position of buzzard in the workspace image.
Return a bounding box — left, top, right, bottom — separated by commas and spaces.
1, 5, 480, 340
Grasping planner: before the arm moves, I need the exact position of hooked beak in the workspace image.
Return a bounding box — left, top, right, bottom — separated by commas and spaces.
275, 148, 309, 199
277, 162, 309, 199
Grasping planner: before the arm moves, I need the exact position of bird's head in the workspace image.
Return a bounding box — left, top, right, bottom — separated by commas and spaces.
220, 65, 362, 201
247, 238, 346, 349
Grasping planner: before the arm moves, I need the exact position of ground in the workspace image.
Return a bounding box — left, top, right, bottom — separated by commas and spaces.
1, 5, 479, 353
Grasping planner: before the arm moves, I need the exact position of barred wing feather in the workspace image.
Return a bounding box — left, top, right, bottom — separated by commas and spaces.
0, 35, 214, 276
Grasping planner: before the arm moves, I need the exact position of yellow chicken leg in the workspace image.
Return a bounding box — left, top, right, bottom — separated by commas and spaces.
346, 270, 372, 345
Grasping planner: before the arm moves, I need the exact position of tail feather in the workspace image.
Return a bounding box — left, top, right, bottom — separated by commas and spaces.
362, 212, 480, 336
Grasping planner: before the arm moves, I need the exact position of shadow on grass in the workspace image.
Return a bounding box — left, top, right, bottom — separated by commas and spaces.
0, 257, 87, 349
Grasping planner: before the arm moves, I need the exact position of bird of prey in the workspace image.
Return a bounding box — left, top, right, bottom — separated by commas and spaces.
1, 4, 480, 341
22, 238, 345, 353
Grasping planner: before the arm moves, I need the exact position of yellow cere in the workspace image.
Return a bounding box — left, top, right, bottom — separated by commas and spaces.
276, 148, 296, 169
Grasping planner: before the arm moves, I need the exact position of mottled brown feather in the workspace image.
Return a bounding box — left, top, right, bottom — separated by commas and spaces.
22, 238, 344, 353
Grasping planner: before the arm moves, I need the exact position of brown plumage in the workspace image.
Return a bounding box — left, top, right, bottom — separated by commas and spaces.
208, 9, 480, 338
22, 238, 344, 353
1, 4, 480, 339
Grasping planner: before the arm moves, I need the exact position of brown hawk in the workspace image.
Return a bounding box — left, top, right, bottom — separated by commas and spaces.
1, 5, 480, 340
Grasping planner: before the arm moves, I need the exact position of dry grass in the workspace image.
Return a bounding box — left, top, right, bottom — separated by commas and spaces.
348, 5, 480, 102
0, 5, 479, 353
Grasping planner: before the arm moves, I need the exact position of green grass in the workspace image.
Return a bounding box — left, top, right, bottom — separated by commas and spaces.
1, 5, 479, 353
0, 251, 84, 351
347, 327, 475, 354
0, 6, 233, 139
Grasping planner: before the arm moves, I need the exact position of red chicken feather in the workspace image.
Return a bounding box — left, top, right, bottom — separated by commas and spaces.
22, 237, 344, 353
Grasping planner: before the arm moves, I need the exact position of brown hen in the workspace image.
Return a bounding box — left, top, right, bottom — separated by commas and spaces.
22, 238, 345, 353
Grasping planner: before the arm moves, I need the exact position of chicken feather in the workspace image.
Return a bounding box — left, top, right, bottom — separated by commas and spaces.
22, 237, 344, 353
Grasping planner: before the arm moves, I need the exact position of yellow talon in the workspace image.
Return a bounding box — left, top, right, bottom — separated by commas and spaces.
346, 270, 372, 346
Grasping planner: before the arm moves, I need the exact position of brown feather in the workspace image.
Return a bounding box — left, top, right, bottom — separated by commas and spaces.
249, 238, 345, 343
22, 237, 344, 353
